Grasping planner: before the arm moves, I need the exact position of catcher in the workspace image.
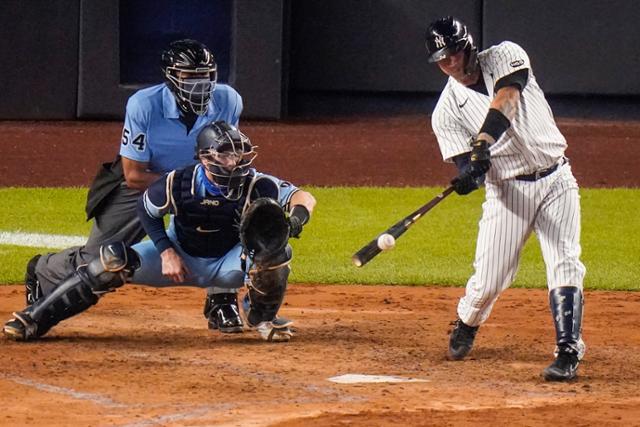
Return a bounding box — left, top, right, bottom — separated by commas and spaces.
3, 121, 316, 342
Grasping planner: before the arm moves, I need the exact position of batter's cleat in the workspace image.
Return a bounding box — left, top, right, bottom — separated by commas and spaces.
25, 254, 42, 306
447, 318, 478, 360
3, 312, 37, 342
543, 349, 579, 381
555, 337, 586, 361
204, 293, 244, 333
255, 317, 294, 342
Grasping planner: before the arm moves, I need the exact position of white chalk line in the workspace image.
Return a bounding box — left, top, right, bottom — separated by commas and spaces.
0, 372, 126, 408
0, 230, 86, 248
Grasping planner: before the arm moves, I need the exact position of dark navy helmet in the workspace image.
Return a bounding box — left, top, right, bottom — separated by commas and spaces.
196, 121, 257, 200
425, 17, 475, 62
161, 39, 217, 115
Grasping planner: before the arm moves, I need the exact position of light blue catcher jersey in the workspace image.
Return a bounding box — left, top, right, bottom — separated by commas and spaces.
119, 83, 242, 174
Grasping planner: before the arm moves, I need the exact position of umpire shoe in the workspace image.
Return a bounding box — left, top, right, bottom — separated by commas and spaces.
25, 254, 42, 306
447, 318, 479, 360
204, 293, 244, 333
543, 348, 580, 381
3, 312, 37, 341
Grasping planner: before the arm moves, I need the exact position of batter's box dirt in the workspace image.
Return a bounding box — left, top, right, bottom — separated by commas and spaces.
1, 284, 639, 426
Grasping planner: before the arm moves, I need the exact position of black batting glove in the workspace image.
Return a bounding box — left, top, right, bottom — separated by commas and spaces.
288, 205, 310, 238
469, 138, 491, 176
451, 171, 480, 195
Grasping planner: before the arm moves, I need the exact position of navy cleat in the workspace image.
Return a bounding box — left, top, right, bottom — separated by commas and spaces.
543, 348, 579, 381
447, 318, 478, 360
241, 293, 294, 342
204, 293, 244, 333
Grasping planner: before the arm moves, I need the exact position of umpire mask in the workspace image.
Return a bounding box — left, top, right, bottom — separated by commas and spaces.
167, 73, 216, 115
161, 39, 218, 115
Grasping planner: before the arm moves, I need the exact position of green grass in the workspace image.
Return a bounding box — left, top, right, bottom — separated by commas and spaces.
0, 187, 638, 290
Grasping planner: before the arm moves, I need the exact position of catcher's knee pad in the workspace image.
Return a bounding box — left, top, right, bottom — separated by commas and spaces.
549, 286, 583, 352
16, 242, 139, 339
245, 246, 292, 326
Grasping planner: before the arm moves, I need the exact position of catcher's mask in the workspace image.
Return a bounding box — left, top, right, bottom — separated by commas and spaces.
161, 39, 217, 115
196, 121, 257, 201
425, 16, 478, 76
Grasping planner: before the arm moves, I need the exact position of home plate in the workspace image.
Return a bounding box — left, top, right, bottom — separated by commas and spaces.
328, 374, 428, 384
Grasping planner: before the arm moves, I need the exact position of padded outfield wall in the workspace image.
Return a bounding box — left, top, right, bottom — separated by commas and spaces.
1, 0, 639, 119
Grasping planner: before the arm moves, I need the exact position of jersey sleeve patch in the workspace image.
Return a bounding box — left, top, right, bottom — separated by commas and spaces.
488, 41, 531, 85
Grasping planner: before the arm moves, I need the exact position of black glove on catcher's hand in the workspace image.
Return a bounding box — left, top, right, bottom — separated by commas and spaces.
240, 198, 290, 262
288, 205, 310, 238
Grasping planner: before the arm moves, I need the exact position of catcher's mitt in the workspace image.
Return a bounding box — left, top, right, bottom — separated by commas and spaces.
240, 197, 289, 262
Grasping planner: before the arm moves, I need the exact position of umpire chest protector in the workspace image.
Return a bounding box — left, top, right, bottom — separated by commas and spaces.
171, 166, 279, 258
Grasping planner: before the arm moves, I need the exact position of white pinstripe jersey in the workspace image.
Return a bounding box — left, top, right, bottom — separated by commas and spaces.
431, 41, 566, 182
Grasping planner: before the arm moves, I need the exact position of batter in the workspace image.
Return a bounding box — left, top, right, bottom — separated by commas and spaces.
425, 16, 586, 381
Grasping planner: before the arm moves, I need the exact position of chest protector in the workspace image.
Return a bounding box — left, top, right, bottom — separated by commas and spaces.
171, 166, 279, 258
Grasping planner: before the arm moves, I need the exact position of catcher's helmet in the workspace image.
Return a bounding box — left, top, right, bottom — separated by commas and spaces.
161, 39, 217, 115
196, 121, 257, 200
425, 17, 477, 74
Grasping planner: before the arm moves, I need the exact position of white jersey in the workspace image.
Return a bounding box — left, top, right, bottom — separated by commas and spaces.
431, 41, 566, 182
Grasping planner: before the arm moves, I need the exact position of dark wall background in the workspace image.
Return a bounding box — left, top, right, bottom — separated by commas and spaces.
1, 0, 639, 120
290, 0, 481, 93
0, 0, 80, 119
483, 0, 640, 95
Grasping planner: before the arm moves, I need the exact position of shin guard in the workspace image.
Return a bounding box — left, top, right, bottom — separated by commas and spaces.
9, 242, 138, 340
549, 286, 583, 355
244, 245, 292, 327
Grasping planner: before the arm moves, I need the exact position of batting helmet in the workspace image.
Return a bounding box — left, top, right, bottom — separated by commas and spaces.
196, 121, 257, 201
425, 17, 477, 74
161, 39, 217, 115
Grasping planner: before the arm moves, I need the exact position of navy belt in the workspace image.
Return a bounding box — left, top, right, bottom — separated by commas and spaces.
515, 158, 566, 181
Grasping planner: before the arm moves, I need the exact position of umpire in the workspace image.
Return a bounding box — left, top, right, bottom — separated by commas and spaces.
25, 39, 246, 333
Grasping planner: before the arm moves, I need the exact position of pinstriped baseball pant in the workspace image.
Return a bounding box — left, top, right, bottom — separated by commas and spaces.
457, 163, 586, 327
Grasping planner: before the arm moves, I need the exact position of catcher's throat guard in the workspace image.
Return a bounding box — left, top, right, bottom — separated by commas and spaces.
240, 197, 289, 262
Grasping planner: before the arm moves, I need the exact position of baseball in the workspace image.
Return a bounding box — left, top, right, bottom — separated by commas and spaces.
377, 233, 396, 250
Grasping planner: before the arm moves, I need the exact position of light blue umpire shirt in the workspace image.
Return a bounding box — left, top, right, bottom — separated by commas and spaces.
119, 83, 242, 173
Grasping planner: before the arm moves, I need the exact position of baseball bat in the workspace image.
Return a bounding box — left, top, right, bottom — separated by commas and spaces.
352, 185, 455, 267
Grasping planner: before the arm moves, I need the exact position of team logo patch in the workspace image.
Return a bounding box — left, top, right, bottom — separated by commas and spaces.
434, 35, 446, 49
510, 59, 525, 67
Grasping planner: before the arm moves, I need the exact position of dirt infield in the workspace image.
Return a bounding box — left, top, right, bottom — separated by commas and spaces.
0, 116, 639, 426
1, 285, 640, 426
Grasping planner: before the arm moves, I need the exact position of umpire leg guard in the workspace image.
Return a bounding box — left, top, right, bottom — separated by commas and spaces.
4, 242, 139, 341
543, 286, 584, 381
242, 246, 293, 341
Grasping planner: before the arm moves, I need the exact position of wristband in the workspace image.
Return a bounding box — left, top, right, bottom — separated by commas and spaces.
479, 108, 510, 142
290, 205, 310, 225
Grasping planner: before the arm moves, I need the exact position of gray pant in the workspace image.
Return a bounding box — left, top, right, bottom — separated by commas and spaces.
35, 183, 145, 294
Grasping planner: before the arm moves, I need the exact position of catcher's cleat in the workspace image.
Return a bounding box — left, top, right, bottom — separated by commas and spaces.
204, 293, 244, 333
25, 254, 42, 306
543, 349, 579, 381
240, 294, 293, 342
447, 318, 478, 360
255, 317, 294, 342
3, 312, 37, 342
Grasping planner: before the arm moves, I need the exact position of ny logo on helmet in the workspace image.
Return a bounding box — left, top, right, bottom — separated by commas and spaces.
434, 35, 446, 49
